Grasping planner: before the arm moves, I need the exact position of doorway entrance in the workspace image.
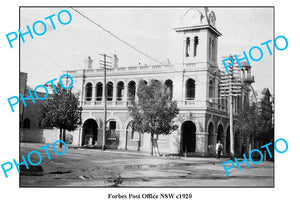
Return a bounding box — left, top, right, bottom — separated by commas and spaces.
82, 119, 98, 146
181, 121, 196, 152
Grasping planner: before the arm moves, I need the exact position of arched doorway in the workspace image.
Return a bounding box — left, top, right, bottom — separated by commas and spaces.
217, 124, 224, 143
125, 121, 141, 151
23, 118, 30, 129
106, 119, 119, 149
208, 122, 214, 154
181, 121, 196, 153
82, 119, 98, 146
226, 126, 230, 154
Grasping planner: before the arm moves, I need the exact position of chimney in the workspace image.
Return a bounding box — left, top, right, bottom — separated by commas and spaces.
113, 54, 119, 68
84, 56, 93, 69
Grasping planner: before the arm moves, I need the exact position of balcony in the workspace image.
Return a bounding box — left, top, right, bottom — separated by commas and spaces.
63, 62, 207, 76
82, 100, 128, 107
175, 100, 228, 112
243, 75, 255, 83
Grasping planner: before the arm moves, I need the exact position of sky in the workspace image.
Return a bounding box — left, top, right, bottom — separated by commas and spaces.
20, 7, 274, 94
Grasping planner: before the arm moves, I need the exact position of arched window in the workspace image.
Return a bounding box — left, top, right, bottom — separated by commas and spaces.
96, 82, 103, 101
107, 82, 113, 101
24, 118, 30, 129
186, 78, 195, 100
212, 39, 216, 64
117, 81, 124, 101
85, 83, 93, 101
107, 120, 117, 140
109, 120, 116, 130
186, 37, 190, 57
128, 81, 136, 100
165, 79, 173, 100
194, 36, 198, 57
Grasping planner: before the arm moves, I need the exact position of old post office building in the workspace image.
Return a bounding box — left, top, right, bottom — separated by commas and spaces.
22, 8, 255, 156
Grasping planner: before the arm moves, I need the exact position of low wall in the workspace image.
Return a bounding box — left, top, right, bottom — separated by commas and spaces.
20, 128, 74, 144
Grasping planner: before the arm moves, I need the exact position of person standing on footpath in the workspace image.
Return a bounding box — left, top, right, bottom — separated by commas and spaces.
216, 140, 223, 159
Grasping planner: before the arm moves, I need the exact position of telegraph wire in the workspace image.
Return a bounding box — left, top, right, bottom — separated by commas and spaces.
70, 8, 222, 88
70, 7, 222, 87
70, 7, 166, 66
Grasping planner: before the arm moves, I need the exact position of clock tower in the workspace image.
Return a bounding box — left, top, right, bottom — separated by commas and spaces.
174, 7, 222, 70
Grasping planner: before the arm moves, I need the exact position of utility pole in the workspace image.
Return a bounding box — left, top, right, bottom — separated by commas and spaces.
229, 65, 234, 158
99, 53, 112, 151
220, 55, 241, 158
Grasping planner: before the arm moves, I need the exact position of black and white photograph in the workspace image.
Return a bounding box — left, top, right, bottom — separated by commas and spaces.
2, 0, 300, 212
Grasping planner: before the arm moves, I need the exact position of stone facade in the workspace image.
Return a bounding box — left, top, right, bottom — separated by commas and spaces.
21, 8, 255, 156
62, 8, 236, 156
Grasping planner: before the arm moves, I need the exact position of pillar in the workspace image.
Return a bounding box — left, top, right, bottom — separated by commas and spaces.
124, 83, 128, 104
97, 128, 103, 147
212, 133, 218, 156
196, 132, 208, 156
92, 85, 96, 103
77, 126, 83, 147
118, 128, 127, 150
113, 83, 117, 103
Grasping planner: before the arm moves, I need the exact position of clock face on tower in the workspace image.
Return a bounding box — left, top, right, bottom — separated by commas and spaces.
208, 11, 216, 27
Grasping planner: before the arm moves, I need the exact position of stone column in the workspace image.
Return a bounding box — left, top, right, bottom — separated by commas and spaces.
124, 83, 128, 104
92, 85, 96, 103
194, 82, 199, 103
78, 126, 83, 147
215, 77, 218, 109
113, 83, 117, 104
212, 133, 218, 156
196, 132, 208, 156
118, 128, 126, 150
97, 128, 102, 147
190, 38, 194, 57
182, 82, 186, 106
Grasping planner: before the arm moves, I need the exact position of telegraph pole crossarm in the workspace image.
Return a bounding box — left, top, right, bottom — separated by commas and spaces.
220, 55, 242, 159
99, 53, 112, 151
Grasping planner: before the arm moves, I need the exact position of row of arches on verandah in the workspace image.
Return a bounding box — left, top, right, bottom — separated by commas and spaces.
82, 118, 238, 154
84, 79, 174, 102
81, 118, 142, 150
81, 118, 120, 148
179, 120, 237, 155
207, 121, 239, 156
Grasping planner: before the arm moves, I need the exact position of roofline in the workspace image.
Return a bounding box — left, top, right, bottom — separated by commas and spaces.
174, 25, 222, 36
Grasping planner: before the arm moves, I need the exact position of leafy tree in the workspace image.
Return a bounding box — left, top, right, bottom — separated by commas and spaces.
256, 95, 274, 144
39, 84, 81, 147
235, 99, 274, 157
128, 80, 179, 156
235, 102, 259, 144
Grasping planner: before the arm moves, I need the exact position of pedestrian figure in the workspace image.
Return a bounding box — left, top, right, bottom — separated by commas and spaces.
216, 140, 223, 159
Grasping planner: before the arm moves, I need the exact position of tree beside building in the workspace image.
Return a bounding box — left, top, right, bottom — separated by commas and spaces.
39, 84, 81, 147
235, 88, 274, 159
128, 80, 179, 156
